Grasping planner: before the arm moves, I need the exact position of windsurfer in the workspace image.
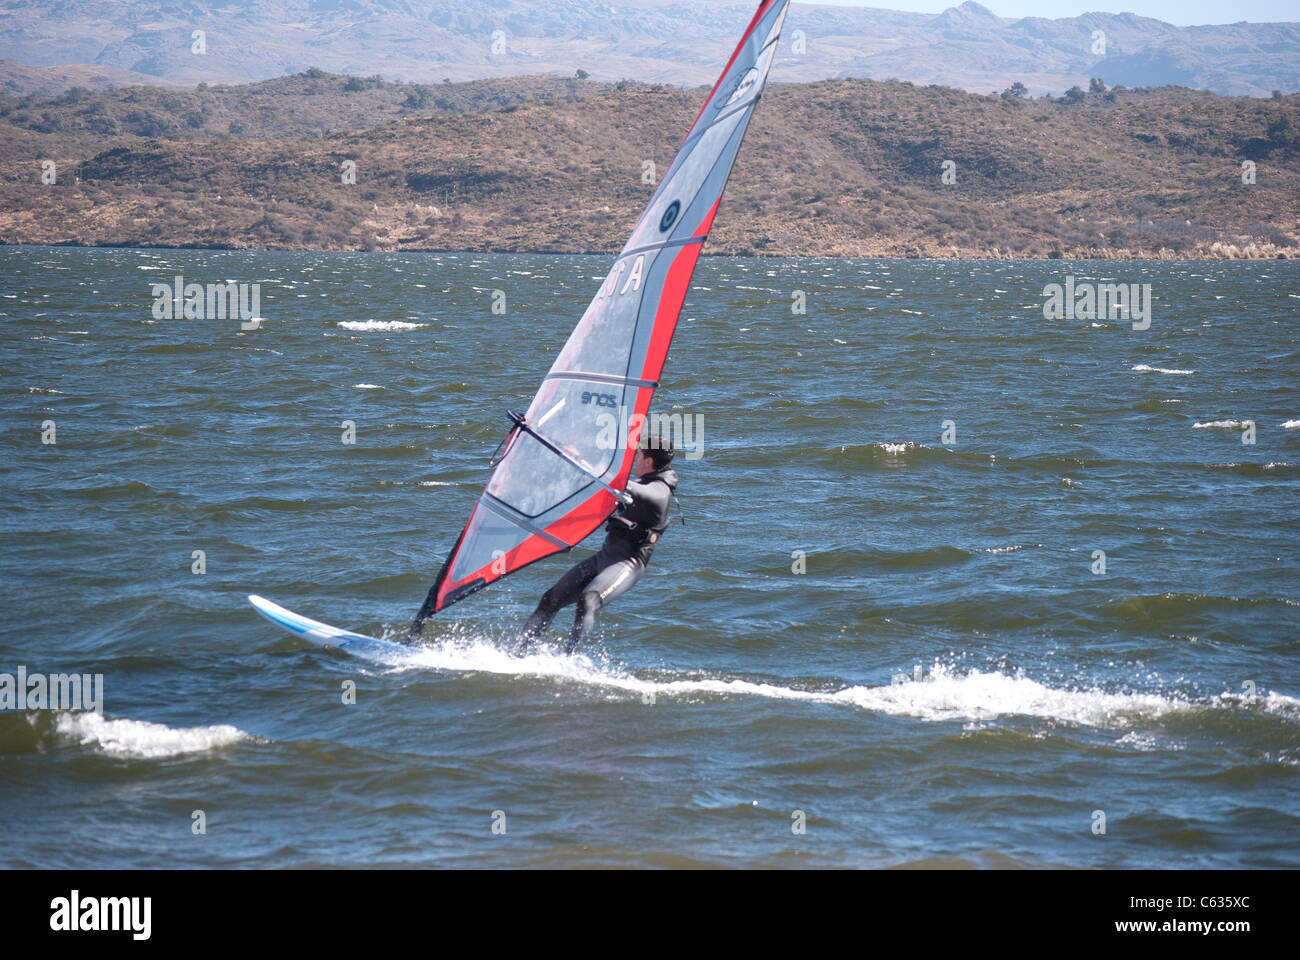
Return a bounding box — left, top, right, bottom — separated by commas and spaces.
515, 434, 678, 654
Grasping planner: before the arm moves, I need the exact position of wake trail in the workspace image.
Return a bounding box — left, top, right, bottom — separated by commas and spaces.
377, 639, 1300, 731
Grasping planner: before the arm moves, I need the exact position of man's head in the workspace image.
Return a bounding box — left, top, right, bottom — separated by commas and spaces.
633, 431, 674, 477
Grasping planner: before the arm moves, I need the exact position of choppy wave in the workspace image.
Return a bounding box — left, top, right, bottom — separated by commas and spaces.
51, 712, 248, 759
830, 443, 1137, 474
1203, 460, 1296, 475
336, 320, 427, 331
1193, 419, 1248, 429
1132, 364, 1195, 375
834, 441, 951, 465
1253, 692, 1300, 721
1107, 591, 1299, 620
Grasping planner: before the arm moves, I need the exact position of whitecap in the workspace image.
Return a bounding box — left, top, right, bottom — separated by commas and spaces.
337, 320, 428, 331
53, 713, 248, 759
1132, 364, 1194, 375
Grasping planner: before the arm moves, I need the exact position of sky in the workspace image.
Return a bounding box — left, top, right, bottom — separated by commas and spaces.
807, 0, 1298, 26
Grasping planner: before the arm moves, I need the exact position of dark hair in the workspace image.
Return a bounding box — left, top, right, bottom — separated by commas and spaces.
640, 431, 674, 470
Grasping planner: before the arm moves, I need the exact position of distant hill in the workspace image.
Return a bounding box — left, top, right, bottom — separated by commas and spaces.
2, 72, 1297, 259
0, 72, 606, 140
0, 58, 171, 97
0, 0, 1296, 98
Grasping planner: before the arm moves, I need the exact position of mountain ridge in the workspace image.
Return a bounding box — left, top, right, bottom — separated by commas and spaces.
0, 1, 1295, 98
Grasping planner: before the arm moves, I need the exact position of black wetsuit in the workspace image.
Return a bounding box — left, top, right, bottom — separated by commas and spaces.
518, 466, 678, 653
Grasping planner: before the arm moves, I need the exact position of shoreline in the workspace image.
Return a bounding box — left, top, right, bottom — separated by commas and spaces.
1, 240, 1293, 262
0, 243, 1289, 261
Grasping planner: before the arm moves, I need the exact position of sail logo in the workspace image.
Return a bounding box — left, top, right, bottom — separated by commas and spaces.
720, 68, 759, 108
659, 200, 681, 233
1041, 275, 1152, 330
597, 255, 646, 299
150, 275, 262, 326
595, 409, 704, 460
49, 891, 151, 940
0, 666, 103, 712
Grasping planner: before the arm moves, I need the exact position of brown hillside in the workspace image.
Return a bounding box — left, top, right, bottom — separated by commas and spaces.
0, 74, 1296, 259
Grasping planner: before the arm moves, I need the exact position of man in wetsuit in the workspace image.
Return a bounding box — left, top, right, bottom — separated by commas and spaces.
516, 435, 678, 654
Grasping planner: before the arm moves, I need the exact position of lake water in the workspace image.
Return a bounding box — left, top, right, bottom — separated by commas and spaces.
1, 246, 1297, 867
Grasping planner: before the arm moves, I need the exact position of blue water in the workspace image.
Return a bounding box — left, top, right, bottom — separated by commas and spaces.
1, 246, 1297, 867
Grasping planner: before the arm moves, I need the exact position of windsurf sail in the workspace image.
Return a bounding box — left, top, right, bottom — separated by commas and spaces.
410, 0, 791, 636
